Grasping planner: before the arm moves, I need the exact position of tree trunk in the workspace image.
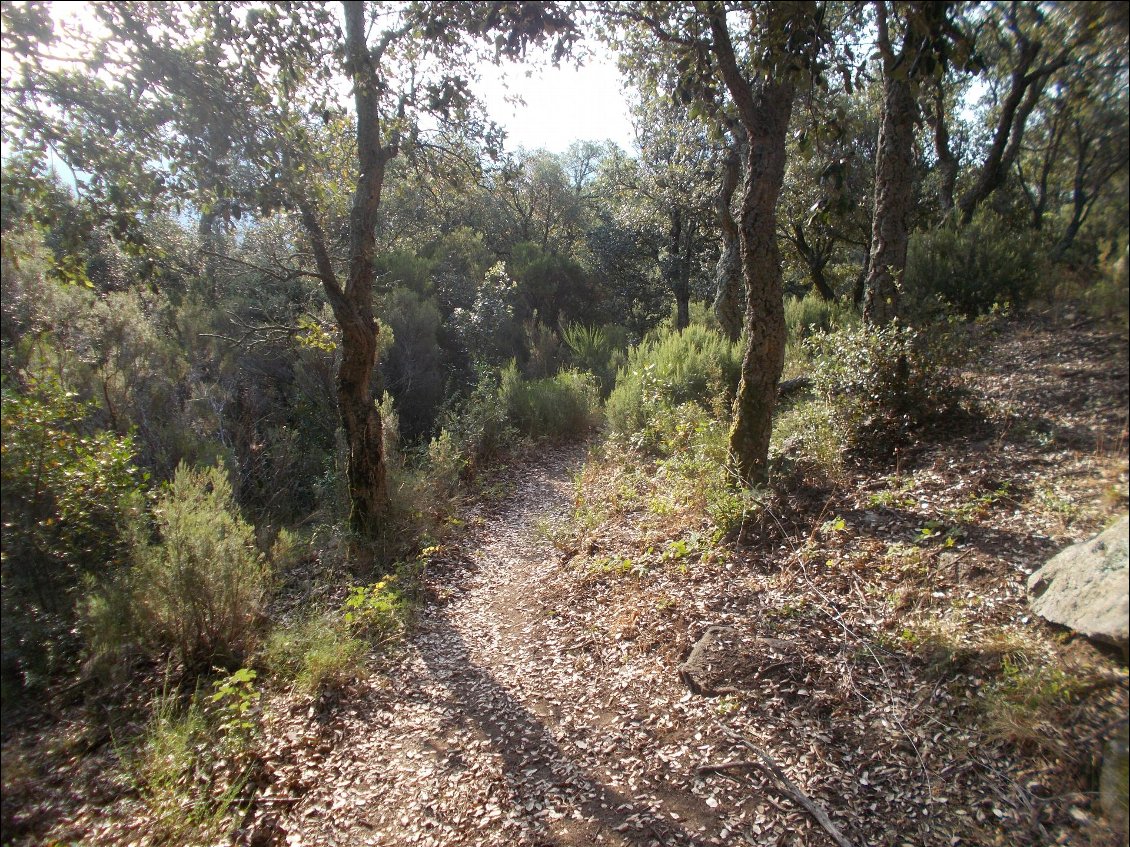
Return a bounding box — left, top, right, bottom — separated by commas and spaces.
728, 89, 793, 487
713, 129, 744, 341
929, 84, 958, 217
957, 34, 1065, 226
293, 1, 391, 539
863, 68, 916, 326
853, 249, 869, 306
667, 209, 691, 330
676, 219, 695, 329
708, 3, 805, 489
792, 222, 835, 301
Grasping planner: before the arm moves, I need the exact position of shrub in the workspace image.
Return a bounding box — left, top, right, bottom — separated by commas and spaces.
380, 287, 446, 441
1, 373, 143, 691
132, 463, 270, 670
498, 363, 601, 440
1084, 242, 1129, 326
784, 292, 858, 342
806, 321, 963, 444
263, 614, 366, 696
904, 215, 1045, 319
770, 397, 843, 483
606, 324, 742, 449
561, 322, 630, 395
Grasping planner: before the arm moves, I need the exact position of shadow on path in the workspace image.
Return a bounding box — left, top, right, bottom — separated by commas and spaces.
412, 605, 715, 847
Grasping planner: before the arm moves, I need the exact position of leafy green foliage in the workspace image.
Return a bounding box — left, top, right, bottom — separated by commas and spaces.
606, 324, 741, 449
905, 216, 1046, 319
1, 373, 143, 690
806, 322, 963, 443
131, 463, 269, 670
341, 573, 413, 643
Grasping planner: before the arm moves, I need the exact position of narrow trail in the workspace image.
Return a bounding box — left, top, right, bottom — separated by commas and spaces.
282, 446, 723, 847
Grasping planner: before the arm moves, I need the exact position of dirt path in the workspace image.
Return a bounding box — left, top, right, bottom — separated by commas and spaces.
276, 446, 725, 847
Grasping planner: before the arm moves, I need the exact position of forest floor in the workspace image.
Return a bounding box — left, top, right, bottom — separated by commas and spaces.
2, 308, 1128, 847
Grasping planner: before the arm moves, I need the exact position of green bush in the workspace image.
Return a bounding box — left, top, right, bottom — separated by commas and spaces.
499, 363, 601, 440
428, 371, 515, 483
806, 322, 963, 443
606, 324, 742, 449
131, 463, 270, 670
784, 292, 858, 342
561, 322, 630, 395
1084, 242, 1129, 325
1, 373, 143, 691
263, 614, 367, 696
770, 397, 843, 482
905, 216, 1045, 319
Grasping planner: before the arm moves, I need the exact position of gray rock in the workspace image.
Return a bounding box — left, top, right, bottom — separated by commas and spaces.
1028, 515, 1129, 654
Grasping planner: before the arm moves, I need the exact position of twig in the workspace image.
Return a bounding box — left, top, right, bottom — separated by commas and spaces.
711, 729, 858, 847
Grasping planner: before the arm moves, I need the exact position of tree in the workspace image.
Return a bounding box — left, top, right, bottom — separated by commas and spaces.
2, 1, 576, 538
954, 2, 1076, 226
609, 1, 827, 487
862, 1, 968, 325
713, 122, 745, 339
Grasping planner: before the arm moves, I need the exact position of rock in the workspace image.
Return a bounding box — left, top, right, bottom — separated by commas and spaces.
1101, 721, 1129, 842
1027, 515, 1129, 655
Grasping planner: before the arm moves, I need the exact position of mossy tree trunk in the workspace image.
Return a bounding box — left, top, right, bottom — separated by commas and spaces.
707, 5, 802, 488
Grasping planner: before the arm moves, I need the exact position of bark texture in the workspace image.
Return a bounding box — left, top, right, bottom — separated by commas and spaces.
707, 3, 805, 487
713, 129, 745, 341
863, 69, 916, 326
727, 90, 794, 486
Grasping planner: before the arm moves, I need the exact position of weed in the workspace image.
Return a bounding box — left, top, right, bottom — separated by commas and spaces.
263, 614, 367, 696
1032, 482, 1082, 528
126, 670, 260, 844
981, 657, 1091, 753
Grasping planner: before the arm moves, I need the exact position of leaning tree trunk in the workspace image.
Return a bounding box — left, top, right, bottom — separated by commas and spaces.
863, 71, 916, 326
713, 130, 745, 341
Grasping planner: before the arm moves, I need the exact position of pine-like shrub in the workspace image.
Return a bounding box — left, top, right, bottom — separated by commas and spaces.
132, 463, 270, 670
905, 216, 1045, 319
606, 324, 742, 449
561, 322, 630, 395
499, 363, 601, 440
784, 292, 858, 341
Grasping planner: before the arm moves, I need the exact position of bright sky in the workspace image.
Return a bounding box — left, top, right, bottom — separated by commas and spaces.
23, 4, 637, 160
474, 51, 637, 155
